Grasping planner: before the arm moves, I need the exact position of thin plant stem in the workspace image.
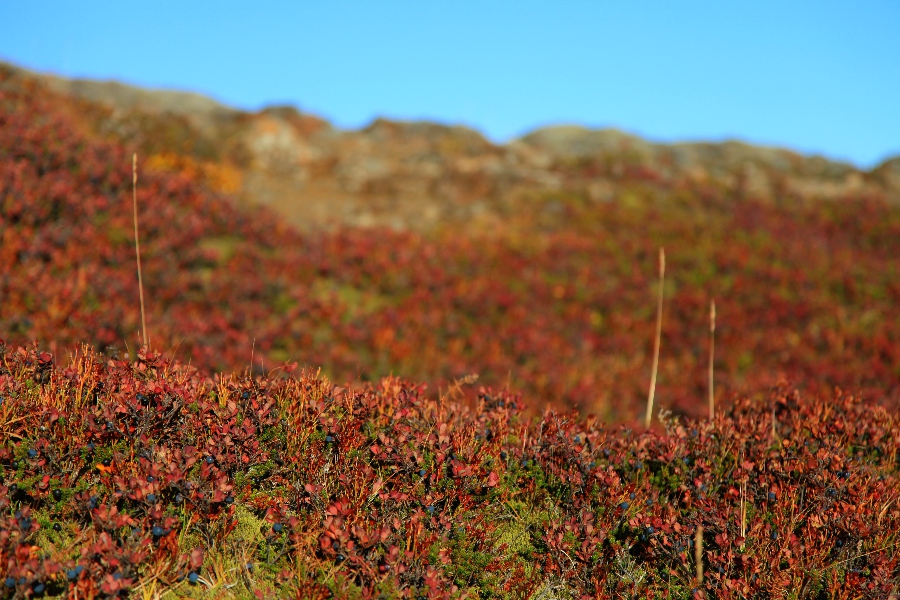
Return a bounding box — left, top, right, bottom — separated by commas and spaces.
709, 299, 716, 420
740, 480, 747, 538
645, 247, 665, 428
694, 525, 704, 584
133, 153, 148, 348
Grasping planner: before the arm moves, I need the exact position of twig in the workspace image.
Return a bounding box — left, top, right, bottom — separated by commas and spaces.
133, 154, 149, 347
645, 247, 665, 428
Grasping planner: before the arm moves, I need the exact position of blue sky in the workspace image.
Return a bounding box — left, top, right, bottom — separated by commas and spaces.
2, 1, 898, 167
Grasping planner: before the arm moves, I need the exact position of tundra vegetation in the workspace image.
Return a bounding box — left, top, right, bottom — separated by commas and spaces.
1, 66, 899, 597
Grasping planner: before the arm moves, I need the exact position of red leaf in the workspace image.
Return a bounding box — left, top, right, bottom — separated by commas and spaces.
487, 471, 500, 488
190, 547, 204, 569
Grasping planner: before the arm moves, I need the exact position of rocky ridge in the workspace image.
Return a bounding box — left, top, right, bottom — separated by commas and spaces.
5, 60, 898, 231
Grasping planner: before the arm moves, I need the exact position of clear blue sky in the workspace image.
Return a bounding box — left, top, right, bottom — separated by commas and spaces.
2, 1, 898, 167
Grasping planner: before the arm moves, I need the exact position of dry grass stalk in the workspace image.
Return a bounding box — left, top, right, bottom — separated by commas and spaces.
740, 480, 747, 538
644, 247, 665, 428
708, 299, 716, 420
694, 524, 704, 583
133, 153, 149, 347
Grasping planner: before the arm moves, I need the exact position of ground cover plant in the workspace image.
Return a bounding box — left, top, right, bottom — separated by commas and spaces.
1, 342, 899, 598
3, 62, 900, 597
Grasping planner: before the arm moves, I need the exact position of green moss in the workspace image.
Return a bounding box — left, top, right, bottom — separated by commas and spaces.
529, 577, 576, 600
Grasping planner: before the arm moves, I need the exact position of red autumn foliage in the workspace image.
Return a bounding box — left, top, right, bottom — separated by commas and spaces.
0, 343, 898, 596
2, 65, 899, 425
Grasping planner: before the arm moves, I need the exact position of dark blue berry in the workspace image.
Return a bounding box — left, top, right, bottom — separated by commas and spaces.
147, 494, 157, 503
53, 489, 62, 501
770, 531, 778, 540
53, 523, 61, 532
33, 583, 45, 594
426, 505, 436, 515
28, 449, 37, 458
272, 523, 284, 533
4, 577, 14, 588
113, 572, 122, 581
225, 496, 234, 504
336, 554, 346, 562
768, 492, 776, 501
174, 494, 183, 504
205, 456, 215, 465
147, 475, 155, 482
620, 502, 629, 510
629, 492, 636, 499
325, 435, 335, 443
188, 572, 199, 585
152, 526, 166, 537
419, 469, 427, 478
241, 391, 250, 400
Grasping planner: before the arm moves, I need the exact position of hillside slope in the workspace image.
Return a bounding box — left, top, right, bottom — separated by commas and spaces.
2, 63, 900, 422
